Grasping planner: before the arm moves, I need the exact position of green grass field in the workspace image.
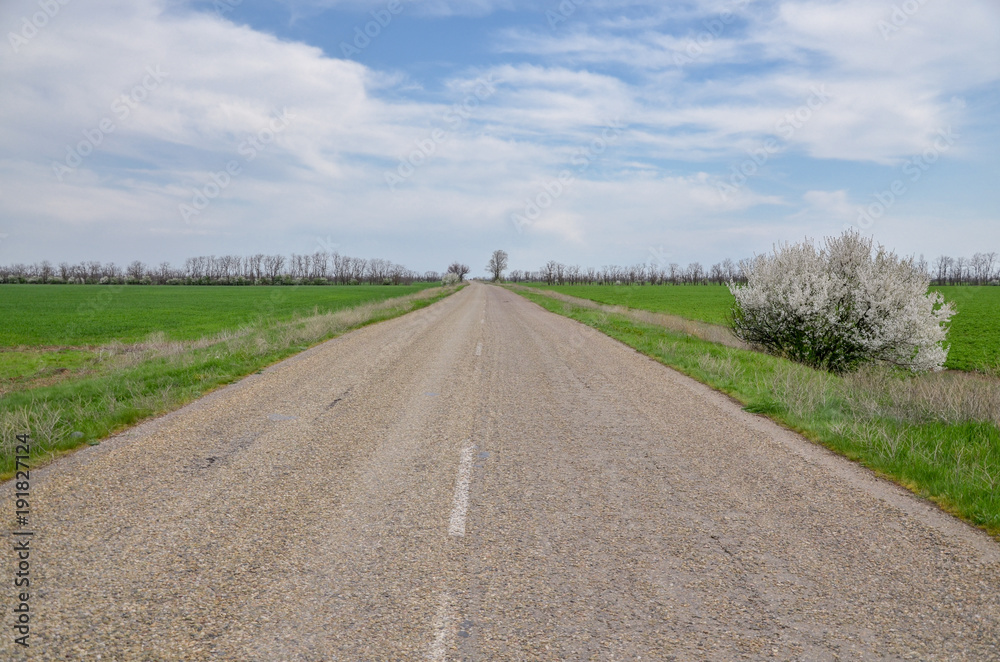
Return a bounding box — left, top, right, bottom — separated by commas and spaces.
0, 284, 436, 389
0, 284, 436, 347
529, 283, 733, 325
526, 283, 1000, 373
0, 283, 455, 475
938, 286, 1000, 372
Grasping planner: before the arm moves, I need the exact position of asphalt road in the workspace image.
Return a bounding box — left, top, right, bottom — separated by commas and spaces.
3, 282, 999, 660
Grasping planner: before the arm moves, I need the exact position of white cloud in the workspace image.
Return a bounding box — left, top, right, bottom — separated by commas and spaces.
0, 0, 996, 270
496, 0, 1000, 164
279, 0, 523, 18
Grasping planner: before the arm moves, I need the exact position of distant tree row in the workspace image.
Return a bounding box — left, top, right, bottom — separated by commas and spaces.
508, 259, 745, 286
930, 252, 999, 285
0, 252, 443, 286
506, 252, 1000, 286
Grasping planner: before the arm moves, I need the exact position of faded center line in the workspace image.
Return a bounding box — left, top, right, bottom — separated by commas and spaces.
475, 342, 482, 356
427, 591, 454, 661
448, 441, 475, 537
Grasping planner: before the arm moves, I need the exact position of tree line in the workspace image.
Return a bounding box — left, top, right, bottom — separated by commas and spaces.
0, 252, 443, 286
507, 259, 745, 285
504, 252, 1000, 286
5, 250, 997, 287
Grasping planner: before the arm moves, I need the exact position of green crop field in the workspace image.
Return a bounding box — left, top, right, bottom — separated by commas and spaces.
0, 283, 437, 390
0, 283, 457, 475
526, 283, 1000, 373
528, 283, 734, 325
936, 286, 1000, 372
0, 284, 436, 347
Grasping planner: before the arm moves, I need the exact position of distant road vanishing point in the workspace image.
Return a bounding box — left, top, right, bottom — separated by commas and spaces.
3, 282, 999, 660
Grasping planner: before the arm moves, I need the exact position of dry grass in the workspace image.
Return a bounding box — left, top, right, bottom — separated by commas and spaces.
840, 366, 1000, 428
0, 400, 63, 461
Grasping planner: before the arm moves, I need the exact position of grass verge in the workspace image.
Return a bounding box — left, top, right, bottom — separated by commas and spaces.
0, 285, 461, 479
509, 285, 1000, 538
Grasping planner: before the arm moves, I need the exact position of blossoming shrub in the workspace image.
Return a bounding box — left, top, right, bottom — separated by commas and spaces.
729, 231, 955, 373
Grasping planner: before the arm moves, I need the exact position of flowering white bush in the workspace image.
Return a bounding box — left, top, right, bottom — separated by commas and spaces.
442, 272, 461, 286
730, 231, 955, 373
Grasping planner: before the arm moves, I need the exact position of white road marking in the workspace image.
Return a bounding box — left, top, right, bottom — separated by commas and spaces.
428, 592, 454, 661
475, 342, 482, 356
448, 442, 475, 537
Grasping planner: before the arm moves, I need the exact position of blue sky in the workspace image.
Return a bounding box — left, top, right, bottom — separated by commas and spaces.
1, 0, 998, 275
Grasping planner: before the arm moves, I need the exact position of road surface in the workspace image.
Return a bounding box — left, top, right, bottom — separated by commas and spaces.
3, 282, 999, 660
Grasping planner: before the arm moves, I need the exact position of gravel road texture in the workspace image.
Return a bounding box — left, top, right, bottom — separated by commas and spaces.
2, 282, 998, 660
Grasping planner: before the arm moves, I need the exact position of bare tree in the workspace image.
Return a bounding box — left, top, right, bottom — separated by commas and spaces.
486, 250, 508, 281
541, 261, 557, 285
245, 254, 263, 281
685, 262, 704, 285
668, 263, 680, 284
933, 255, 952, 285
126, 260, 146, 283
447, 262, 471, 281
263, 254, 285, 282
566, 264, 581, 284
970, 252, 995, 285
313, 251, 329, 280
721, 258, 738, 283
156, 261, 173, 283
953, 256, 967, 285
983, 252, 1000, 284
709, 262, 724, 285
351, 258, 367, 283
